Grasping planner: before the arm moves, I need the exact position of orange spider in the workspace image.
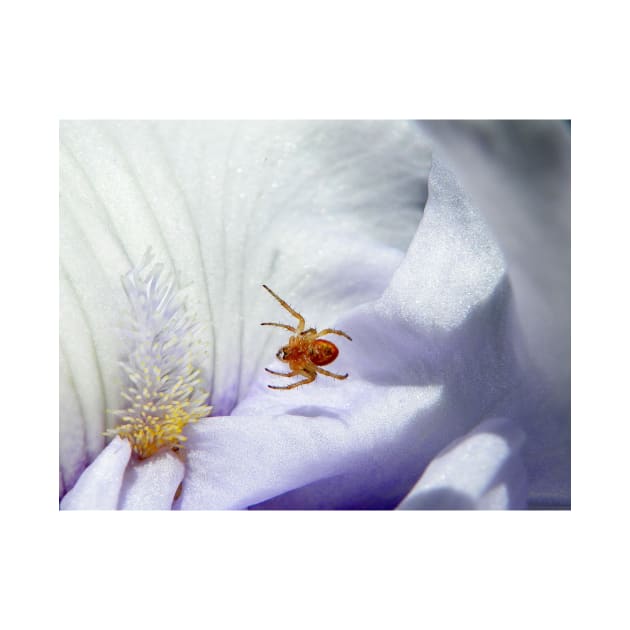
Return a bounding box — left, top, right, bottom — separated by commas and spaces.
261, 284, 352, 390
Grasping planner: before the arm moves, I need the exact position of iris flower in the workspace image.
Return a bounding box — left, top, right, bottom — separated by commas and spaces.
59, 120, 570, 510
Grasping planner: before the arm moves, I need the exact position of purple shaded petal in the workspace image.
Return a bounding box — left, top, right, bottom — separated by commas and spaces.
179, 382, 442, 510
397, 417, 527, 510
418, 120, 569, 392
181, 159, 511, 509
179, 414, 359, 510
418, 121, 570, 506
119, 451, 185, 510
60, 437, 131, 510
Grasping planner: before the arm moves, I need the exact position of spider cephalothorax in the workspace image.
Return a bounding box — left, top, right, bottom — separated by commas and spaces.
261, 284, 352, 390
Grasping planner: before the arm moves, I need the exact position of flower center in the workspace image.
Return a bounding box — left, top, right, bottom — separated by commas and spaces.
104, 250, 212, 459
110, 364, 210, 459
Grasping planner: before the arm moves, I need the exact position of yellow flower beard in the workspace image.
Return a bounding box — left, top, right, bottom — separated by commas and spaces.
104, 252, 212, 460
108, 363, 211, 460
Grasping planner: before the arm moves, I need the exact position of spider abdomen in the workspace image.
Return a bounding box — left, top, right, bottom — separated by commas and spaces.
309, 339, 339, 366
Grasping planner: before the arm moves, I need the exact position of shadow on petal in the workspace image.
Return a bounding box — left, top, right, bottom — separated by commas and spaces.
285, 405, 345, 422
393, 488, 477, 510
397, 417, 528, 510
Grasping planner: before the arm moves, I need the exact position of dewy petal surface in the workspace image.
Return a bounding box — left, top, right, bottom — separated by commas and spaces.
418, 121, 570, 506
60, 437, 131, 510
396, 417, 528, 510
59, 121, 432, 496
118, 451, 185, 510
417, 121, 570, 394
59, 436, 185, 510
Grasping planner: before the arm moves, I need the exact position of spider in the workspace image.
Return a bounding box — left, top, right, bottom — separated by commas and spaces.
261, 284, 352, 390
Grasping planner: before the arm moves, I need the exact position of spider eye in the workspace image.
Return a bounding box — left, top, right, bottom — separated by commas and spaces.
276, 348, 287, 360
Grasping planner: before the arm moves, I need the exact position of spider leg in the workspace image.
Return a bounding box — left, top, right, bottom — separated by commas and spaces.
262, 284, 306, 333
265, 368, 297, 377
261, 322, 297, 333
267, 369, 316, 390
316, 328, 352, 341
314, 366, 348, 380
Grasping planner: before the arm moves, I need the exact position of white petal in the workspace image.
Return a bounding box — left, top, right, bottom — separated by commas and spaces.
118, 451, 185, 510
60, 121, 432, 486
59, 344, 89, 497
418, 121, 570, 506
397, 417, 527, 510
60, 437, 131, 510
